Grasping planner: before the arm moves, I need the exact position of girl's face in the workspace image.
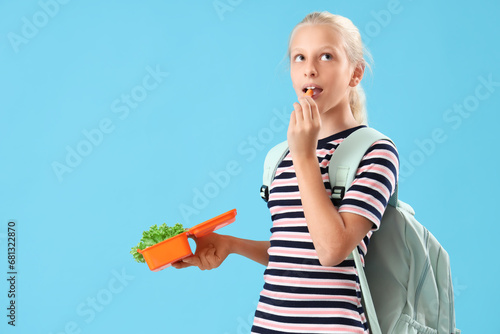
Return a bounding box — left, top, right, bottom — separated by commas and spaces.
289, 24, 357, 114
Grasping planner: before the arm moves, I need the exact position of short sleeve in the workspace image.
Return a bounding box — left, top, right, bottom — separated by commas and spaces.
337, 139, 399, 230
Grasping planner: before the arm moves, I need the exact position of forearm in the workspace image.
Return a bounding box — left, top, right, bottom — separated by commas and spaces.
293, 154, 348, 265
225, 235, 270, 266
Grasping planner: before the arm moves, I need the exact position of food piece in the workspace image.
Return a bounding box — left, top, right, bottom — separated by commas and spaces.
304, 89, 314, 97
130, 223, 188, 263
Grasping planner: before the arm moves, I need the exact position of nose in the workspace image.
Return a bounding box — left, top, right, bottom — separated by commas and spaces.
304, 61, 318, 77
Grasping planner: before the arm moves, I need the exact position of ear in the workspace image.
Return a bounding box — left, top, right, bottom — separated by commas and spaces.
349, 63, 365, 87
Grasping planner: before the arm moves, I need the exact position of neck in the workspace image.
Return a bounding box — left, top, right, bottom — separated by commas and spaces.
318, 101, 360, 139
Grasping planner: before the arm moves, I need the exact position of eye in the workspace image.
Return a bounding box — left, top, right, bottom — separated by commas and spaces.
293, 54, 305, 62
321, 53, 333, 61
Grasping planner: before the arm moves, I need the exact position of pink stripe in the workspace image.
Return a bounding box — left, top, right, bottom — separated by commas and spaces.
269, 206, 301, 215
338, 206, 378, 227
348, 178, 390, 201
316, 148, 332, 156
357, 162, 393, 176
351, 177, 390, 199
359, 233, 371, 254
368, 141, 398, 157
253, 315, 365, 333
272, 219, 306, 227
268, 247, 317, 257
344, 190, 384, 213
367, 144, 396, 156
275, 166, 293, 174
271, 192, 301, 200
270, 232, 312, 242
271, 178, 297, 186
264, 275, 358, 289
257, 302, 361, 318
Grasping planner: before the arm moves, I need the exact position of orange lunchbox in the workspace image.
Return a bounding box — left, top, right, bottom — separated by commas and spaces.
137, 209, 237, 272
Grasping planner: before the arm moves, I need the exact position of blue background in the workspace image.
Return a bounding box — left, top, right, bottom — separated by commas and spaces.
1, 0, 498, 333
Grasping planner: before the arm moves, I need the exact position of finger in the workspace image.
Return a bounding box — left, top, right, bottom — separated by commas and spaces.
198, 246, 213, 270
311, 98, 321, 125
206, 247, 219, 269
293, 102, 303, 123
172, 260, 192, 269
300, 96, 313, 122
289, 109, 296, 127
182, 255, 202, 268
303, 95, 319, 122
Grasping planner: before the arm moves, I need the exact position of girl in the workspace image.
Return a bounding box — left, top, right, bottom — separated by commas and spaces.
173, 11, 399, 334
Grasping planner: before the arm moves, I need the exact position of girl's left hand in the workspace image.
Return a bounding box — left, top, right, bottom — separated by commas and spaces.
287, 95, 322, 159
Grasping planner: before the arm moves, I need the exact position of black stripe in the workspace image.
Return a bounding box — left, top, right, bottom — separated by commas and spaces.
318, 151, 334, 161
358, 156, 398, 179
367, 141, 398, 157
258, 295, 360, 310
269, 239, 315, 250
270, 185, 298, 194
363, 235, 370, 249
348, 184, 388, 206
275, 171, 296, 179
270, 211, 305, 221
356, 170, 394, 191
264, 283, 358, 297
270, 226, 309, 233
277, 159, 293, 168
254, 310, 365, 327
268, 198, 302, 208
269, 255, 321, 266
250, 325, 296, 334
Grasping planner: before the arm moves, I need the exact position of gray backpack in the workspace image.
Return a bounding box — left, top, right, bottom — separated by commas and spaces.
260, 127, 460, 334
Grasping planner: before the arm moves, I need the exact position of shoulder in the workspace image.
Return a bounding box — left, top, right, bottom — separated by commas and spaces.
363, 139, 399, 163
357, 138, 399, 186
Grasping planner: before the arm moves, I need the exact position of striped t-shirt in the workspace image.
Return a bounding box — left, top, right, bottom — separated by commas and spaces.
251, 125, 399, 334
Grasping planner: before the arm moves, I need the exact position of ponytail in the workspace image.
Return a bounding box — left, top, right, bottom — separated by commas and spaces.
350, 84, 368, 125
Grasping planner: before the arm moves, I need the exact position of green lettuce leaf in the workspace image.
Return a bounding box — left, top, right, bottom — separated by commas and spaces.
130, 222, 187, 263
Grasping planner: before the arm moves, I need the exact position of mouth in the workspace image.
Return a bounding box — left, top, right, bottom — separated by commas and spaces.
302, 85, 324, 98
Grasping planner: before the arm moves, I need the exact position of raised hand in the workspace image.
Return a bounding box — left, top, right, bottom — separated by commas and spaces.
287, 94, 322, 160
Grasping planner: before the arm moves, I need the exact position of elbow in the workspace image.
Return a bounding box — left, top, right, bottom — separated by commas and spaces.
318, 255, 343, 267
317, 248, 348, 267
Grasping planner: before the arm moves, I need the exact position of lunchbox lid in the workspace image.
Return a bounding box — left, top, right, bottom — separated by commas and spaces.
187, 208, 237, 238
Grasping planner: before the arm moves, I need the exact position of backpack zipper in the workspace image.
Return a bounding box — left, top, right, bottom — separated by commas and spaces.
413, 228, 430, 318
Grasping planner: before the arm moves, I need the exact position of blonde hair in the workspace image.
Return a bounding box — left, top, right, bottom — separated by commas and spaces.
287, 11, 373, 125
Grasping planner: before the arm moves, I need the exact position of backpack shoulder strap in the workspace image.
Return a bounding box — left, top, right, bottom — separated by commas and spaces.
353, 247, 382, 334
260, 140, 289, 202
329, 126, 396, 334
328, 127, 398, 207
